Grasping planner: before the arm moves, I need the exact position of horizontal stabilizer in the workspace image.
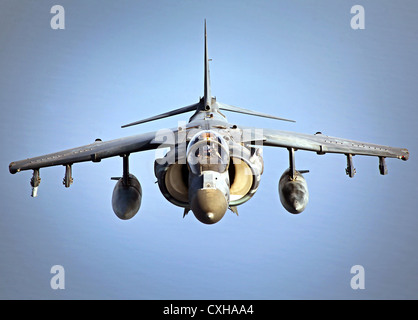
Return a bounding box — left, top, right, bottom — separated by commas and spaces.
121, 102, 200, 128
218, 103, 295, 123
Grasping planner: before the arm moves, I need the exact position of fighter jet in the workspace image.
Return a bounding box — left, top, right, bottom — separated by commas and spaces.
9, 22, 409, 224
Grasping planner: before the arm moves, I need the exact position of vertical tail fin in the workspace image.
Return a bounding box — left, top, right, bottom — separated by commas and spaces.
204, 20, 211, 109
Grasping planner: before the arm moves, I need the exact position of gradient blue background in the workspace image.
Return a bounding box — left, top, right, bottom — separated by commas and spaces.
1, 0, 417, 299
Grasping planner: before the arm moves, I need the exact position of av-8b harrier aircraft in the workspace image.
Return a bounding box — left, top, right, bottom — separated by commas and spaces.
9, 22, 409, 224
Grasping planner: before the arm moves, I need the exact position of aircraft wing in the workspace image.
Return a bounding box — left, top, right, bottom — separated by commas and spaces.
9, 130, 172, 174
243, 127, 409, 176
259, 128, 409, 160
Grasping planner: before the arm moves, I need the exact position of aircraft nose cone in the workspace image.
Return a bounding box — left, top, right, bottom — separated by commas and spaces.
206, 212, 215, 220
191, 188, 228, 224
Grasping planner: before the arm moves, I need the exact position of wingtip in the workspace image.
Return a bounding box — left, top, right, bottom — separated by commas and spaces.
401, 149, 409, 161
9, 162, 17, 174
9, 161, 20, 174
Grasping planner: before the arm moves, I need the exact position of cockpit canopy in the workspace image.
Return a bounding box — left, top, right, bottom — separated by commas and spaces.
187, 130, 230, 174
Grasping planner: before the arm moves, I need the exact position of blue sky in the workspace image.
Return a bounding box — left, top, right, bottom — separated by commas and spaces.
1, 0, 417, 299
